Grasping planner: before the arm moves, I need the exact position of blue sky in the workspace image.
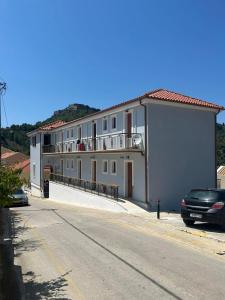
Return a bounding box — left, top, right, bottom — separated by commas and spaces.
0, 0, 225, 126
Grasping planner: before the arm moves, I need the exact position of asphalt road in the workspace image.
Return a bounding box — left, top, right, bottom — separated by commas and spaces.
12, 196, 225, 300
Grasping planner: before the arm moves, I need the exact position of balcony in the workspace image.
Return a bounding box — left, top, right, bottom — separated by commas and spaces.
42, 133, 143, 154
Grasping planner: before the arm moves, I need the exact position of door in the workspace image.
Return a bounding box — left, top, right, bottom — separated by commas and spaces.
92, 160, 97, 190
78, 160, 82, 179
127, 162, 133, 198
60, 160, 64, 176
92, 123, 97, 150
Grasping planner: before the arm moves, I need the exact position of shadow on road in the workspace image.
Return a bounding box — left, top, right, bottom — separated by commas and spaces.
188, 222, 224, 234
11, 211, 42, 258
23, 270, 72, 300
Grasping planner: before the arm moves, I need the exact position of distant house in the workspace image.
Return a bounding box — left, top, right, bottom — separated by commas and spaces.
217, 166, 225, 188
28, 88, 224, 211
1, 147, 30, 181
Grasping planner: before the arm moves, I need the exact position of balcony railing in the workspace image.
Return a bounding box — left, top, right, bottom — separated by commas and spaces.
43, 133, 143, 153
50, 173, 119, 200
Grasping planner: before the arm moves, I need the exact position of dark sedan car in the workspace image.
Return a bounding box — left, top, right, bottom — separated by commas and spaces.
181, 189, 225, 230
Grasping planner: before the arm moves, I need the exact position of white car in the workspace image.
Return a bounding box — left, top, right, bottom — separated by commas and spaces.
11, 188, 29, 206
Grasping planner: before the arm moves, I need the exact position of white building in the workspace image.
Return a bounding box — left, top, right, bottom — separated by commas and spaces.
28, 89, 224, 211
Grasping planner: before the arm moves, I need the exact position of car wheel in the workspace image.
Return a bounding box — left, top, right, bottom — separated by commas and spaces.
183, 219, 195, 226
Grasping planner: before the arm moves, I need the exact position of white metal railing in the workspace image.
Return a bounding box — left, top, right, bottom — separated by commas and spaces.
43, 133, 143, 153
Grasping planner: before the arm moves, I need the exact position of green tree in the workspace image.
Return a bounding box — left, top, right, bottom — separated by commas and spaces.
0, 165, 24, 207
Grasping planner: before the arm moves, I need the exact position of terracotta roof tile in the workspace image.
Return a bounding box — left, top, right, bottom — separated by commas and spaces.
31, 88, 224, 133
147, 89, 224, 110
13, 159, 30, 171
1, 152, 16, 159
39, 120, 66, 131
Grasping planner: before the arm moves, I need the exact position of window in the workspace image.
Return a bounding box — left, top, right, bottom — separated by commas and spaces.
111, 116, 117, 130
102, 160, 108, 174
71, 159, 74, 169
66, 159, 69, 169
67, 130, 69, 139
111, 160, 117, 175
77, 127, 81, 140
71, 129, 73, 138
103, 119, 108, 131
31, 136, 36, 147
33, 164, 36, 178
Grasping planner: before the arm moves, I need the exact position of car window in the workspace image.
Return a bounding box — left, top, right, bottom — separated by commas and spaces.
186, 190, 225, 201
14, 189, 24, 195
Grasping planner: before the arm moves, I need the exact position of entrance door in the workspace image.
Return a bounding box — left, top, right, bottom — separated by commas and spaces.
60, 160, 64, 176
127, 162, 133, 198
78, 160, 82, 179
92, 160, 97, 190
92, 123, 97, 150
92, 160, 97, 182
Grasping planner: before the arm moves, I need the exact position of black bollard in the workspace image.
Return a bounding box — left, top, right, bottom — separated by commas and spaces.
157, 199, 160, 219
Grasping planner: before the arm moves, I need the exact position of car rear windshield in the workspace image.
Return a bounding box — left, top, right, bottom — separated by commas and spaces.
15, 189, 24, 195
186, 190, 225, 201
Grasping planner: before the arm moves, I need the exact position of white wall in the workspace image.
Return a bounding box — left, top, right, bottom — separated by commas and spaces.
47, 152, 145, 202
148, 103, 216, 211
49, 181, 127, 212
30, 133, 41, 188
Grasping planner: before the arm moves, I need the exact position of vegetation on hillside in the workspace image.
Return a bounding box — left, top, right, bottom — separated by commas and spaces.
2, 103, 99, 155
216, 123, 225, 166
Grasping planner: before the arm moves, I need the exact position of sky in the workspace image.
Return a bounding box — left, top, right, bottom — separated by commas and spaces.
0, 0, 225, 126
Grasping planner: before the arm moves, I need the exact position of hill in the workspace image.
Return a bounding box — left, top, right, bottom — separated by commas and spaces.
2, 103, 99, 155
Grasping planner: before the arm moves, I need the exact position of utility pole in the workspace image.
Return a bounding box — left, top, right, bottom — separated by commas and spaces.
0, 81, 7, 165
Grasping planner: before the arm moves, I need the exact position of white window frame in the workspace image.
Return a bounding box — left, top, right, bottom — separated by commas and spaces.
70, 128, 73, 138
31, 136, 36, 147
111, 115, 117, 131
102, 118, 108, 132
110, 160, 117, 175
102, 160, 108, 174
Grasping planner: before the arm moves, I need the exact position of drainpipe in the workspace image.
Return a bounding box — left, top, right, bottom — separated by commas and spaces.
215, 110, 220, 188
40, 133, 43, 197
140, 99, 148, 206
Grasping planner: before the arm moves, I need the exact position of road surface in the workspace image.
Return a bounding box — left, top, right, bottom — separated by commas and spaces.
12, 196, 225, 299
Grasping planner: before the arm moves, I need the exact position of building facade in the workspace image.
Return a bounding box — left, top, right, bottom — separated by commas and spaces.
28, 89, 224, 211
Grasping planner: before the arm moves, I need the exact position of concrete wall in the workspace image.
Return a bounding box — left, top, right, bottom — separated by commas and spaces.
30, 133, 41, 187
217, 174, 225, 188
148, 103, 216, 211
49, 181, 127, 212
